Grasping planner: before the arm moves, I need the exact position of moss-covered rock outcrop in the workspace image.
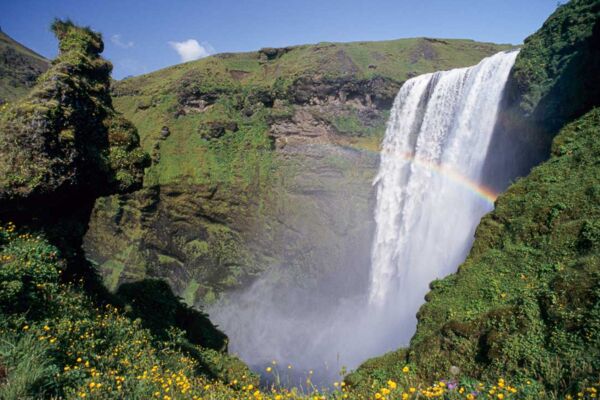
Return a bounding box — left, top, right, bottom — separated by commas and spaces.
0, 20, 148, 212
508, 0, 600, 133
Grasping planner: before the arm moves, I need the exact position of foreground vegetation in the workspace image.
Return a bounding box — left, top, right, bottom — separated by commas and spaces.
0, 223, 253, 399
0, 220, 597, 398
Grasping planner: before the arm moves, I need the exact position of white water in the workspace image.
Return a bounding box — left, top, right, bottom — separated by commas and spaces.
210, 50, 519, 386
369, 50, 519, 309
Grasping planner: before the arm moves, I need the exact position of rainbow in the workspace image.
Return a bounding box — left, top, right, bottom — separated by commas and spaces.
300, 143, 500, 205
376, 149, 499, 205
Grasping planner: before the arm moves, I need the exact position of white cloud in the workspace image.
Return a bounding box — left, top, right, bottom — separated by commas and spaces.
168, 39, 214, 62
111, 34, 134, 49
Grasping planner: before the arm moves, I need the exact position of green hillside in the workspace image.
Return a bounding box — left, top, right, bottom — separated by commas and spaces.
113, 37, 512, 173
0, 29, 49, 103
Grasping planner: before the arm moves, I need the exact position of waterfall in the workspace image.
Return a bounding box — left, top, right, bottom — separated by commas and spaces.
210, 50, 521, 387
369, 50, 519, 308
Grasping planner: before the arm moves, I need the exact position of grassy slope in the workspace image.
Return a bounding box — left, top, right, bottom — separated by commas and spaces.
0, 223, 255, 399
0, 30, 49, 103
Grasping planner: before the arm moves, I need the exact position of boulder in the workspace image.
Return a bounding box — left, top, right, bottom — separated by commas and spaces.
160, 126, 170, 139
199, 120, 239, 140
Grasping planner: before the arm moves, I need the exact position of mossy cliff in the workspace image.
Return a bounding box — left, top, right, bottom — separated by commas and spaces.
0, 21, 253, 399
348, 0, 600, 396
83, 37, 511, 306
508, 0, 600, 134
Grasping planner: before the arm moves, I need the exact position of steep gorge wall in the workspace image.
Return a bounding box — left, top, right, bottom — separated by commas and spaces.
83, 38, 510, 306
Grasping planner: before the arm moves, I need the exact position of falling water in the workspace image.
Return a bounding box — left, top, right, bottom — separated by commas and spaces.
369, 50, 519, 308
210, 50, 520, 386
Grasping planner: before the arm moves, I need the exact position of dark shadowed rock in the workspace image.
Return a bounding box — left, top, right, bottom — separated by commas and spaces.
259, 47, 291, 61
199, 120, 239, 140
160, 125, 170, 139
288, 75, 401, 109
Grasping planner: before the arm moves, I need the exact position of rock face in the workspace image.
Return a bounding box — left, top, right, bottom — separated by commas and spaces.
83, 37, 511, 307
85, 184, 263, 303
199, 120, 239, 139
288, 75, 400, 109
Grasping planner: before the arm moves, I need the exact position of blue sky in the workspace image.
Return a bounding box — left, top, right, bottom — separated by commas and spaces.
2, 0, 559, 79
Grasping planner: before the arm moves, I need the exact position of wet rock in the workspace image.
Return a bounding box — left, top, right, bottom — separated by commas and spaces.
247, 88, 274, 108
